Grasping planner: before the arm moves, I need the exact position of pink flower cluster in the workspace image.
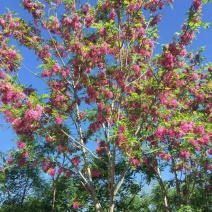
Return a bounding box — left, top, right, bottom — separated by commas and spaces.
72, 157, 80, 167
24, 105, 43, 121
17, 141, 26, 149
55, 114, 63, 124
62, 13, 82, 31
73, 202, 81, 209
96, 140, 108, 156
180, 121, 194, 134
48, 168, 56, 177
179, 150, 190, 159
158, 152, 171, 161
159, 91, 178, 109
154, 127, 167, 139
91, 170, 101, 177
130, 158, 140, 167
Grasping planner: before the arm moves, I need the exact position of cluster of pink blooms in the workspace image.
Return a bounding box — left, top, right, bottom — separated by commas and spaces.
118, 125, 126, 133
41, 63, 61, 77
62, 13, 82, 31
1, 49, 18, 61
58, 166, 73, 177
193, 0, 202, 11
72, 157, 80, 167
144, 0, 164, 12
117, 133, 127, 146
0, 81, 25, 104
180, 121, 194, 134
96, 140, 108, 156
7, 158, 13, 166
86, 86, 99, 103
23, 0, 44, 19
130, 158, 140, 167
179, 150, 190, 159
72, 202, 81, 209
17, 141, 26, 149
159, 91, 178, 108
48, 16, 60, 33
24, 104, 43, 121
55, 114, 63, 124
42, 159, 55, 172
38, 45, 51, 61
180, 30, 194, 46
91, 170, 101, 177
158, 152, 171, 161
85, 15, 94, 28
161, 52, 176, 70
47, 168, 56, 177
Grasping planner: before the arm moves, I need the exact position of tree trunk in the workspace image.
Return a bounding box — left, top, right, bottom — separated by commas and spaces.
94, 201, 103, 212
156, 167, 170, 212
52, 181, 57, 212
109, 192, 114, 212
171, 157, 181, 207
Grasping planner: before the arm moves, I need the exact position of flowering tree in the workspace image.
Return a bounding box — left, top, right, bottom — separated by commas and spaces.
0, 0, 212, 211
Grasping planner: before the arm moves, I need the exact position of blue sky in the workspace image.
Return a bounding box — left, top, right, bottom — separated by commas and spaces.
0, 0, 212, 153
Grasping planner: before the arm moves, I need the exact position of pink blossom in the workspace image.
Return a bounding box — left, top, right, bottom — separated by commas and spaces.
42, 163, 47, 171
72, 157, 80, 166
155, 127, 166, 139
189, 139, 200, 150
24, 108, 42, 121
143, 158, 149, 166
18, 159, 27, 166
65, 170, 73, 177
22, 151, 29, 158
8, 158, 13, 165
158, 152, 171, 161
48, 168, 56, 177
99, 28, 107, 37
180, 121, 194, 133
33, 161, 38, 167
193, 0, 201, 11
91, 170, 101, 177
191, 73, 199, 80
17, 141, 26, 149
58, 166, 64, 174
73, 202, 81, 209
0, 71, 6, 79
104, 90, 113, 99
79, 111, 86, 119
55, 114, 63, 124
96, 141, 107, 156
130, 158, 140, 167
169, 99, 178, 108
179, 150, 190, 159
193, 126, 204, 134
132, 64, 140, 73
200, 134, 210, 145
118, 133, 124, 144
118, 125, 126, 133
109, 9, 116, 20
96, 113, 105, 122
208, 149, 212, 155
85, 15, 93, 27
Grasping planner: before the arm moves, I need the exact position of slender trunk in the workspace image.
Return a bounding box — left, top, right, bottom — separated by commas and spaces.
156, 167, 170, 212
52, 181, 57, 212
109, 202, 114, 212
108, 144, 116, 212
88, 191, 102, 212
171, 157, 181, 206
74, 92, 102, 212
89, 189, 102, 212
